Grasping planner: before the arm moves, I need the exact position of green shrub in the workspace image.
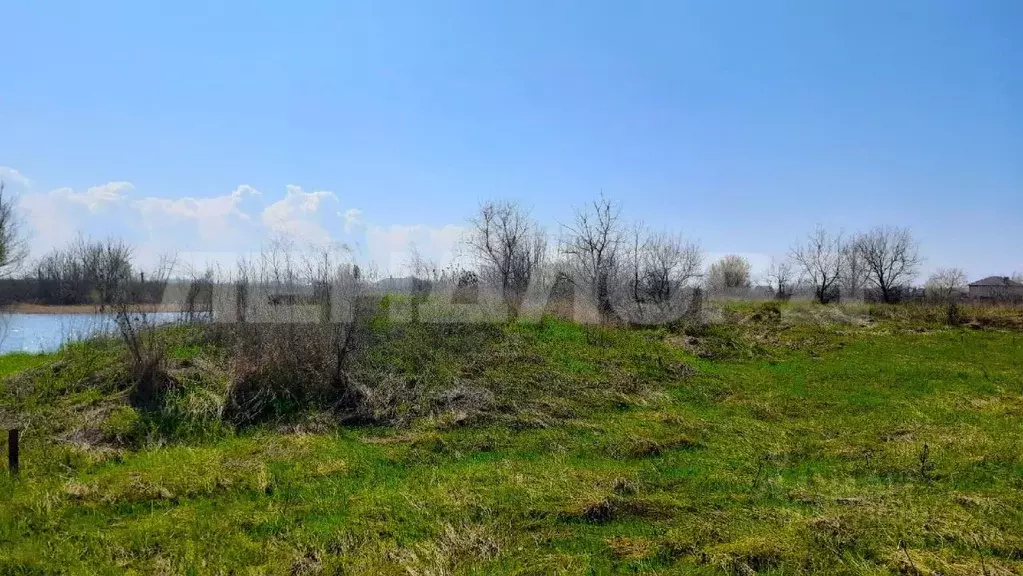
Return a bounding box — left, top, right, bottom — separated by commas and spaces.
100, 405, 141, 443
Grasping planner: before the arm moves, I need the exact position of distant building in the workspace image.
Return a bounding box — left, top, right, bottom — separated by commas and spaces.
968, 276, 1023, 300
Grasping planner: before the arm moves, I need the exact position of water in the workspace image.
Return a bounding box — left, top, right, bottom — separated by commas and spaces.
0, 313, 183, 355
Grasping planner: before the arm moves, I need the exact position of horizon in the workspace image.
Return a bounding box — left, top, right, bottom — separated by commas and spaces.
2, 1, 1020, 281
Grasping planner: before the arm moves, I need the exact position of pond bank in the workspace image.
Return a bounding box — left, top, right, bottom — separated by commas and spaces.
3, 303, 183, 314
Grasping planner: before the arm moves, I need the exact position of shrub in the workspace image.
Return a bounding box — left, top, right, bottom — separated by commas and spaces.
100, 405, 141, 443
222, 320, 368, 426
750, 302, 782, 324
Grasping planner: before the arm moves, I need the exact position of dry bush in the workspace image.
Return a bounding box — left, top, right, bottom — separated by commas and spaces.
113, 254, 178, 410
223, 324, 359, 425
330, 375, 495, 428
429, 383, 495, 426
206, 241, 506, 428
337, 373, 426, 425
864, 300, 1023, 330
208, 242, 372, 425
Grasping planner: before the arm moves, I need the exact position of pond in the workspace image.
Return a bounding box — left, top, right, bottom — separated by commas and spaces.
0, 313, 183, 355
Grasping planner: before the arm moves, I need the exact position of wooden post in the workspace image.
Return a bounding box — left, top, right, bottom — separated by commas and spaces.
8, 429, 19, 477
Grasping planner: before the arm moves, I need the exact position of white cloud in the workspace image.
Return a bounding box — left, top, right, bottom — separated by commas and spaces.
342, 208, 363, 233
67, 181, 134, 212
18, 180, 136, 252
18, 181, 133, 253
0, 167, 32, 188
11, 169, 467, 278
135, 185, 259, 239
20, 188, 79, 251
261, 184, 338, 244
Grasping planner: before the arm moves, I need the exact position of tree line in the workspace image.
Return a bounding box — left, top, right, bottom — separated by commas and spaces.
1, 177, 1014, 316
459, 195, 929, 324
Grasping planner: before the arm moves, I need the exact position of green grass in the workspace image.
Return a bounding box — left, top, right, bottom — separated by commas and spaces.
0, 352, 55, 379
1, 303, 1022, 574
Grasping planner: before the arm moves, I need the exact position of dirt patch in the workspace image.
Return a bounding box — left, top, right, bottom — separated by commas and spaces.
606, 536, 655, 561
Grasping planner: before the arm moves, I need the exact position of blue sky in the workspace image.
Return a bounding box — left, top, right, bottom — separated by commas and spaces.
2, 0, 1020, 279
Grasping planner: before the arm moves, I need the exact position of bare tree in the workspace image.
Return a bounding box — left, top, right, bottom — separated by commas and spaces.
85, 237, 134, 310
705, 255, 751, 295
32, 235, 135, 307
182, 265, 217, 322
764, 257, 794, 300
855, 226, 922, 304
0, 180, 28, 347
624, 222, 647, 309
406, 243, 441, 300
619, 225, 702, 321
466, 200, 547, 318
840, 241, 868, 301
925, 267, 967, 302
641, 231, 702, 302
35, 242, 91, 304
1012, 272, 1022, 283
791, 226, 844, 304
0, 181, 29, 279
560, 194, 623, 322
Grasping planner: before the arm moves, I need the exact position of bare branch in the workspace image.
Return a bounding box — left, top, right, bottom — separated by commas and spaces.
791, 226, 844, 304
925, 267, 967, 302
559, 193, 623, 321
466, 200, 547, 317
764, 257, 794, 300
616, 224, 703, 321
854, 226, 922, 303
0, 181, 29, 279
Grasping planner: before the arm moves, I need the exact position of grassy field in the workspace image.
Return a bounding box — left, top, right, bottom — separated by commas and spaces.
1, 302, 1022, 574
